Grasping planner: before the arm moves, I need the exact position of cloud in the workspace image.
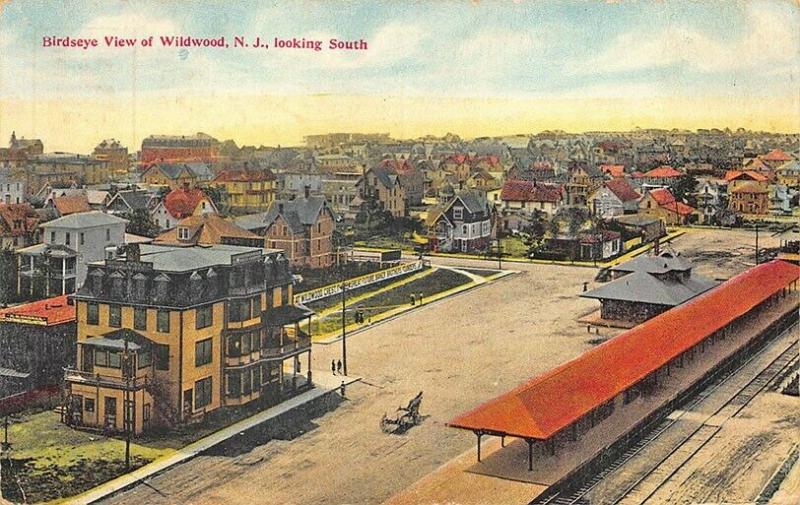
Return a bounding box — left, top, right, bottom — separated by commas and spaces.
575, 1, 799, 75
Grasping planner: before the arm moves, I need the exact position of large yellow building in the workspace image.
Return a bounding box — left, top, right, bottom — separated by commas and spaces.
211, 169, 277, 213
64, 243, 312, 435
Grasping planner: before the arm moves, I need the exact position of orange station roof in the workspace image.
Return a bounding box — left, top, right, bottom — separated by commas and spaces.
0, 295, 76, 326
448, 260, 799, 440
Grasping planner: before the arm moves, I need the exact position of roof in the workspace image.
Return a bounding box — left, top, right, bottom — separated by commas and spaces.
453, 190, 491, 215
448, 260, 800, 440
41, 210, 128, 229
108, 190, 155, 212
500, 180, 562, 203
637, 166, 684, 178
268, 304, 315, 326
649, 188, 677, 206
724, 170, 768, 182
259, 196, 329, 234
599, 164, 625, 178
581, 268, 716, 305
153, 214, 260, 246
104, 243, 272, 273
762, 149, 792, 162
163, 188, 213, 218
54, 194, 92, 216
0, 295, 75, 326
0, 203, 39, 237
612, 253, 691, 274
145, 162, 214, 180
604, 179, 640, 203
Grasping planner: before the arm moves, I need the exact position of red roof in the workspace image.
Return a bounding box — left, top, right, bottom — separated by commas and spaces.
500, 180, 562, 203
599, 164, 625, 178
213, 169, 275, 183
54, 194, 92, 216
649, 188, 677, 206
724, 170, 768, 182
378, 158, 414, 173
0, 295, 76, 326
0, 203, 39, 237
164, 188, 212, 219
638, 166, 683, 179
605, 179, 640, 202
448, 260, 800, 440
762, 149, 792, 162
446, 154, 470, 165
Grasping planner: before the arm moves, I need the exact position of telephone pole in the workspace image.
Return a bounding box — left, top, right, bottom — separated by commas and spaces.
755, 224, 760, 265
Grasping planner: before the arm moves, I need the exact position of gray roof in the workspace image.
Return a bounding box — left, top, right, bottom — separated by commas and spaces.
105, 243, 274, 272
108, 190, 154, 211
42, 210, 128, 229
152, 162, 214, 180
454, 190, 490, 215
238, 197, 329, 234
17, 243, 77, 257
581, 269, 717, 306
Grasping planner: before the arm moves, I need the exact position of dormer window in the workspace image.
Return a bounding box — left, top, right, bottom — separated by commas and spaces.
178, 227, 190, 240
453, 206, 463, 220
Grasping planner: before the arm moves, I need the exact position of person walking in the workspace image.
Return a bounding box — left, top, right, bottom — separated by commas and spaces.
331, 359, 336, 375
337, 359, 343, 375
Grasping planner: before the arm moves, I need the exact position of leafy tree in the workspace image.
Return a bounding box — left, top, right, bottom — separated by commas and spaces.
670, 174, 699, 205
0, 247, 17, 306
124, 209, 160, 238
199, 185, 229, 215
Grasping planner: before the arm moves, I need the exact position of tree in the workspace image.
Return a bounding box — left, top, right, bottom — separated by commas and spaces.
0, 247, 17, 306
124, 209, 160, 238
670, 174, 699, 205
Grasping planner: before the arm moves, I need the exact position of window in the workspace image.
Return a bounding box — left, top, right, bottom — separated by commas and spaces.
157, 310, 170, 333
80, 232, 85, 245
453, 206, 463, 220
251, 295, 261, 315
194, 377, 212, 409
242, 368, 252, 395
108, 305, 121, 327
227, 371, 241, 397
108, 351, 121, 368
134, 307, 147, 330
178, 227, 190, 240
65, 232, 71, 245
195, 338, 213, 367
196, 305, 213, 329
227, 334, 241, 357
87, 303, 99, 325
138, 351, 151, 369
84, 398, 95, 413
95, 349, 108, 366
229, 298, 251, 322
143, 404, 151, 423
155, 344, 170, 370
106, 229, 111, 241
281, 288, 289, 306
50, 231, 56, 243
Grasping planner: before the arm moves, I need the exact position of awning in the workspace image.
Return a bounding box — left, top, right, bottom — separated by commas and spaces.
268, 304, 315, 326
83, 337, 143, 351
0, 367, 31, 379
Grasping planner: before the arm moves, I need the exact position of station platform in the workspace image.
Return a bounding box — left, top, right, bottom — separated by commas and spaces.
385, 294, 799, 505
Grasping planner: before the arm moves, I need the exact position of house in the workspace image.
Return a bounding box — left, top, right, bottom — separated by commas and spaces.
20, 152, 110, 193
428, 190, 495, 253
728, 183, 769, 215
64, 243, 312, 434
92, 139, 129, 176
632, 165, 684, 189
760, 148, 793, 170
356, 166, 406, 218
151, 187, 217, 231
140, 133, 220, 164
321, 172, 360, 221
0, 203, 40, 250
17, 211, 128, 297
211, 169, 277, 213
588, 179, 641, 218
316, 154, 360, 174
499, 179, 563, 221
154, 214, 262, 248
0, 295, 76, 403
599, 164, 626, 179
235, 190, 336, 269
724, 170, 769, 192
613, 214, 666, 244
769, 185, 797, 215
581, 253, 717, 324
0, 169, 26, 204
694, 180, 725, 224
140, 162, 215, 189
638, 188, 695, 225
50, 194, 92, 216
378, 159, 424, 207
776, 160, 800, 188
543, 230, 622, 262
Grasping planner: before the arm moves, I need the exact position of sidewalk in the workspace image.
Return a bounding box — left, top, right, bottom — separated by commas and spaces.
65, 377, 356, 505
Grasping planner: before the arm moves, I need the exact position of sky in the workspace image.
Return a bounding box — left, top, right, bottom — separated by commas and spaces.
0, 0, 798, 152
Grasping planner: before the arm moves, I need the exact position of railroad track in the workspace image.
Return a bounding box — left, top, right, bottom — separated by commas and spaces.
532, 323, 798, 505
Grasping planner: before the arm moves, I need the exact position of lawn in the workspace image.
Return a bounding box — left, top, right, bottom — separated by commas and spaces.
315, 268, 472, 334
1, 411, 173, 503
499, 236, 530, 258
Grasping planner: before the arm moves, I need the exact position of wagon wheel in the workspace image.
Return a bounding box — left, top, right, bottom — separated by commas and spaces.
380, 413, 393, 433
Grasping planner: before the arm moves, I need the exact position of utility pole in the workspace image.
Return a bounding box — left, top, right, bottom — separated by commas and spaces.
122, 337, 131, 470
755, 224, 760, 265
339, 248, 348, 377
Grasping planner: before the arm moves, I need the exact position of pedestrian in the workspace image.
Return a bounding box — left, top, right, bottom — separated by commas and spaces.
337, 359, 343, 375
331, 359, 336, 375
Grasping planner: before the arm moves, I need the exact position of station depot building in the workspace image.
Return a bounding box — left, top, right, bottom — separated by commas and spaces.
448, 260, 799, 478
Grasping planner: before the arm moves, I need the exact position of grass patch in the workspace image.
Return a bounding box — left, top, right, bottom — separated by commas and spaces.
316, 268, 471, 334
2, 411, 173, 503
499, 236, 530, 258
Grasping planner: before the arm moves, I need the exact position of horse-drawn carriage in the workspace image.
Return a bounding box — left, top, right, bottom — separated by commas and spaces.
380, 391, 423, 434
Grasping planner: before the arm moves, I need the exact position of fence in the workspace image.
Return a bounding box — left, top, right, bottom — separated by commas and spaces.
293, 261, 424, 305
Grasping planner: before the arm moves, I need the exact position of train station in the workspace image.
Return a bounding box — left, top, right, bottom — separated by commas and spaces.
391, 259, 800, 505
